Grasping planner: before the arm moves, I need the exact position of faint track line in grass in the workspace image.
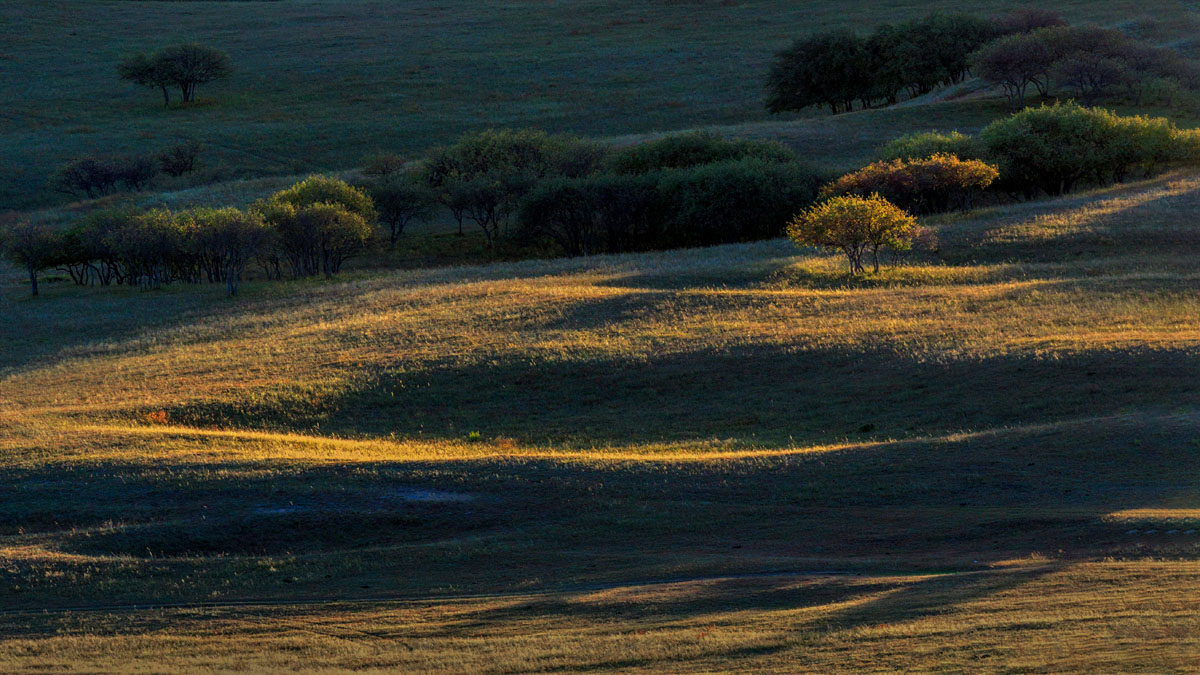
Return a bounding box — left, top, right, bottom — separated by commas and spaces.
0, 567, 999, 620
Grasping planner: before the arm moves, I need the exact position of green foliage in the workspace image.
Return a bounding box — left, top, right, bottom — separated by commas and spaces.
519, 159, 824, 255
766, 12, 995, 114
655, 159, 825, 247
787, 194, 918, 274
765, 29, 868, 114
607, 132, 796, 174
119, 43, 232, 104
822, 154, 998, 214
255, 182, 376, 279
518, 173, 659, 256
365, 172, 436, 245
420, 129, 607, 246
876, 131, 980, 162
0, 221, 60, 296
979, 103, 1196, 196
266, 175, 377, 223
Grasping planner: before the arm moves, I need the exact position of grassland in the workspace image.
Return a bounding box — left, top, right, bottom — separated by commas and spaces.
4, 170, 1200, 671
3, 0, 1197, 210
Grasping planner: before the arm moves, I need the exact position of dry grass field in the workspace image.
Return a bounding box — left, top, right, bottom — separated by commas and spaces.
4, 171, 1200, 671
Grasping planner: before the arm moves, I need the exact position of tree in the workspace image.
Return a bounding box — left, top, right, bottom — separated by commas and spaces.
607, 132, 795, 174
787, 195, 917, 274
118, 52, 173, 106
156, 44, 231, 103
366, 173, 435, 246
51, 157, 119, 199
765, 30, 868, 114
971, 33, 1054, 110
419, 129, 600, 246
1, 221, 59, 296
188, 208, 272, 295
159, 140, 202, 177
821, 154, 999, 214
254, 177, 376, 278
991, 8, 1066, 35
875, 131, 980, 162
265, 175, 377, 222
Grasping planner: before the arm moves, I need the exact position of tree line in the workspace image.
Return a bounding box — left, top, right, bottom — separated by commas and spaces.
765, 9, 1196, 115
2, 177, 373, 297
10, 105, 1200, 295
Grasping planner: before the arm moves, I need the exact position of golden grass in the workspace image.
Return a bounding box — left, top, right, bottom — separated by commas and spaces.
5, 174, 1200, 671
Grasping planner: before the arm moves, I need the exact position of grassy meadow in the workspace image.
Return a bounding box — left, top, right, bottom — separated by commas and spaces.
2, 0, 1198, 210
6, 0, 1200, 671
4, 171, 1200, 670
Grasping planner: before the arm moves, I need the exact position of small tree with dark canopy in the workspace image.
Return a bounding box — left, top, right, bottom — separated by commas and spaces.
118, 52, 174, 106
366, 173, 435, 246
971, 32, 1055, 109
1, 221, 60, 296
158, 44, 232, 103
765, 30, 868, 114
121, 44, 231, 105
159, 140, 202, 177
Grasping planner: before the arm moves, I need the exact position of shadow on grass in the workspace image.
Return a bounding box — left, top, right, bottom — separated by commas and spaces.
162, 342, 1200, 447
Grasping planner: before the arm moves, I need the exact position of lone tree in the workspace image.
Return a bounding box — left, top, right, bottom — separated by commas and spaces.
118, 44, 232, 104
118, 52, 174, 106
787, 194, 917, 274
971, 32, 1054, 110
1, 221, 59, 296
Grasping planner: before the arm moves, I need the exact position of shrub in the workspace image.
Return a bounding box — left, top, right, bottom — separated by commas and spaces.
655, 159, 825, 247
0, 221, 60, 296
361, 153, 407, 177
822, 154, 998, 214
607, 132, 796, 174
765, 29, 868, 114
51, 157, 120, 199
876, 131, 980, 162
184, 208, 273, 295
787, 195, 918, 274
159, 140, 202, 177
971, 32, 1054, 109
254, 197, 373, 279
991, 8, 1066, 35
518, 173, 659, 256
420, 129, 606, 246
265, 175, 377, 222
979, 103, 1193, 196
366, 172, 436, 245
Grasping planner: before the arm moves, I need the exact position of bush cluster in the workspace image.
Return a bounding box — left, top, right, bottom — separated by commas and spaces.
874, 104, 1199, 199
2, 176, 374, 297
766, 9, 1060, 114
51, 141, 202, 199
520, 159, 823, 256
370, 129, 824, 257
821, 154, 999, 214
972, 25, 1198, 110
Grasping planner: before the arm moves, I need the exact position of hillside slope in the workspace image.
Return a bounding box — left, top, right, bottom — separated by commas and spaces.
3, 173, 1200, 671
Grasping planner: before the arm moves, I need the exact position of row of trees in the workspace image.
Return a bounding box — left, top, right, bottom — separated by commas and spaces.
360, 130, 824, 256
118, 44, 232, 105
765, 9, 1063, 114
973, 25, 1198, 109
1, 177, 374, 297
52, 141, 202, 199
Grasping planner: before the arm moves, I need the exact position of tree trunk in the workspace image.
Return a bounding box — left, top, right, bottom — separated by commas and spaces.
28, 268, 38, 297
160, 86, 170, 106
